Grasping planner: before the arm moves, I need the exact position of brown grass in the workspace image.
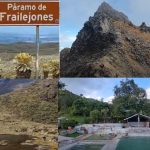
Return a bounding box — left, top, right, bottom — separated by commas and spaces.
113, 21, 150, 42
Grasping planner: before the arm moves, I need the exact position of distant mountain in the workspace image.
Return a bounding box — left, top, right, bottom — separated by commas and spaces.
0, 42, 59, 56
61, 2, 150, 77
0, 33, 59, 44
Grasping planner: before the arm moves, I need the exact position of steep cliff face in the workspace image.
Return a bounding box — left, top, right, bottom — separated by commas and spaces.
60, 2, 150, 77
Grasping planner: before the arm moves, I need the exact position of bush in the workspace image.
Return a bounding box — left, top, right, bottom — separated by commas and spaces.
90, 110, 100, 123
60, 119, 78, 129
83, 117, 91, 124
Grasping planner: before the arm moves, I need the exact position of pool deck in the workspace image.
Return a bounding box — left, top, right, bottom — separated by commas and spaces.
59, 134, 91, 150
59, 142, 78, 150
101, 135, 121, 150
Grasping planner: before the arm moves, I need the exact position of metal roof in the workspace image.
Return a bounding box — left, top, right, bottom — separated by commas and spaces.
124, 113, 150, 121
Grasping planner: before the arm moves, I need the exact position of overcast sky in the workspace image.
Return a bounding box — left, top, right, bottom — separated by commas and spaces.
60, 78, 150, 103
60, 0, 150, 49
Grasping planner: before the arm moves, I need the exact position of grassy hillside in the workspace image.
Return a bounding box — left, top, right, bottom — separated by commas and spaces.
0, 42, 59, 61
0, 79, 58, 149
0, 79, 58, 124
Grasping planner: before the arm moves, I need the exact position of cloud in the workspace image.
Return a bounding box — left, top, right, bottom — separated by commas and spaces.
60, 78, 150, 103
60, 32, 76, 49
105, 96, 114, 103
146, 88, 150, 99
60, 78, 118, 102
61, 78, 103, 95
84, 90, 102, 100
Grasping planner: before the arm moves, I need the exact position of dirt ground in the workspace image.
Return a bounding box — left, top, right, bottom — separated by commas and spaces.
0, 113, 58, 150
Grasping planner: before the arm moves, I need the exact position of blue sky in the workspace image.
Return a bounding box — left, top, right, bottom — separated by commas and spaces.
60, 78, 150, 103
0, 26, 59, 35
60, 0, 150, 49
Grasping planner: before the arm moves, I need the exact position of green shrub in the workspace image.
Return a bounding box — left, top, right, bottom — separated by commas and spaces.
60, 119, 78, 129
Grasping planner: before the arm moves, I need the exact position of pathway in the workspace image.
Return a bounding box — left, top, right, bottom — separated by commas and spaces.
101, 135, 121, 150
59, 134, 92, 150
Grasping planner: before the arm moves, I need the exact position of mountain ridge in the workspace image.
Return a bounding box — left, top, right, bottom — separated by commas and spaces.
61, 2, 150, 77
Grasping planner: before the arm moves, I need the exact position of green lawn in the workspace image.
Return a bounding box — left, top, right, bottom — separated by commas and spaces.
85, 134, 113, 140
116, 137, 150, 150
63, 115, 86, 124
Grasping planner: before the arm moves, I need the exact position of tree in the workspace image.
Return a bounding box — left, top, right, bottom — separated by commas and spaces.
90, 110, 100, 123
114, 79, 146, 99
80, 94, 83, 97
72, 99, 86, 116
101, 108, 109, 123
60, 119, 78, 129
113, 79, 148, 120
58, 81, 66, 90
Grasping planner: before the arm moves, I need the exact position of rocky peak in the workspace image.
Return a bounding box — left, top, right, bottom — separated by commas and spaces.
140, 22, 147, 27
95, 1, 129, 23
97, 2, 114, 13
61, 2, 150, 77
71, 2, 130, 54
140, 22, 150, 32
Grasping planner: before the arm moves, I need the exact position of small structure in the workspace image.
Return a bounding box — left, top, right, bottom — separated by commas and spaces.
58, 117, 67, 128
124, 114, 150, 128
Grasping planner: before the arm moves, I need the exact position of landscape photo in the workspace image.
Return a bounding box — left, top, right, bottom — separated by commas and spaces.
0, 26, 59, 79
59, 78, 150, 150
60, 0, 150, 77
0, 79, 58, 150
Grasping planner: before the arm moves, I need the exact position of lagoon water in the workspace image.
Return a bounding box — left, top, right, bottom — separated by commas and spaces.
0, 134, 38, 150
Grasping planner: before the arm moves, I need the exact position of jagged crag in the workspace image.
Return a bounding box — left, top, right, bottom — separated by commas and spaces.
61, 2, 150, 77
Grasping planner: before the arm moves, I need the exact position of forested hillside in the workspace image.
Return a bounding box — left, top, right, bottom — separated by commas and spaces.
59, 79, 150, 126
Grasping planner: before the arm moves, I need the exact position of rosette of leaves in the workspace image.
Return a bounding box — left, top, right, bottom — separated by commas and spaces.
49, 60, 59, 78
42, 63, 50, 79
15, 53, 32, 78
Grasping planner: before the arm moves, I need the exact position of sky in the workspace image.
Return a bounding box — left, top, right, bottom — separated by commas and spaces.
60, 78, 150, 103
0, 26, 59, 36
60, 0, 150, 49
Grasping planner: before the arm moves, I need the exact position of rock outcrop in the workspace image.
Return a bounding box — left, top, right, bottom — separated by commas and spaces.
61, 2, 150, 77
140, 22, 150, 32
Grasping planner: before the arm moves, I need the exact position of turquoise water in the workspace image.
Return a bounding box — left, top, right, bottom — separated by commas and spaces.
116, 137, 150, 150
68, 144, 103, 150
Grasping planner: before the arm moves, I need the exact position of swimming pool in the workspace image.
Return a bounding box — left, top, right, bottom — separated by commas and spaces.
68, 144, 104, 150
116, 137, 150, 150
